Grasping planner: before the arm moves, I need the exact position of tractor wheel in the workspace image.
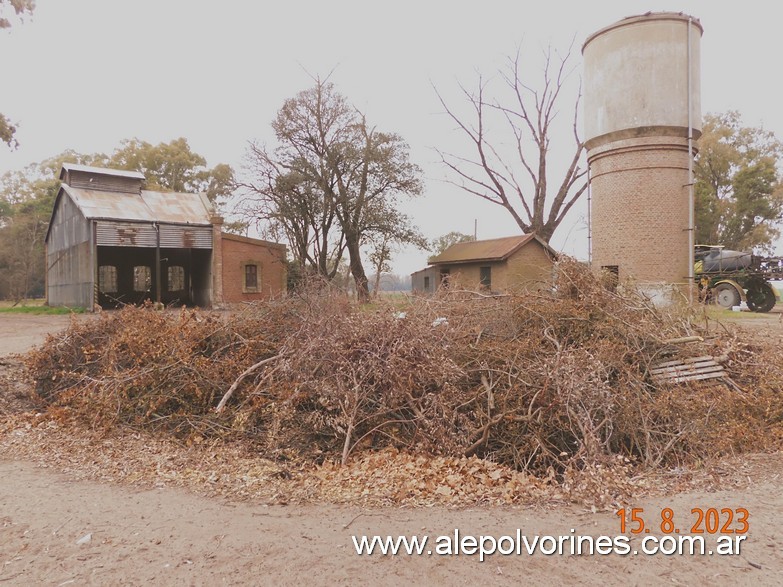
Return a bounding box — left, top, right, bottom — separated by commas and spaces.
713, 283, 741, 309
746, 283, 777, 313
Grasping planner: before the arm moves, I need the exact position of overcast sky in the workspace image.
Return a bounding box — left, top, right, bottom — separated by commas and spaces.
2, 1, 782, 275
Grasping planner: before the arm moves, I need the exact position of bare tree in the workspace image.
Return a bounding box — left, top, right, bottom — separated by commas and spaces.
240, 141, 345, 279
240, 79, 423, 301
436, 45, 587, 242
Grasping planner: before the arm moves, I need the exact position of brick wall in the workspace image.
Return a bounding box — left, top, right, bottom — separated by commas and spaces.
220, 233, 287, 302
501, 242, 555, 292
433, 241, 554, 292
588, 135, 692, 287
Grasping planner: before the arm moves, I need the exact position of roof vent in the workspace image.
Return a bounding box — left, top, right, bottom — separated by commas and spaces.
60, 163, 145, 194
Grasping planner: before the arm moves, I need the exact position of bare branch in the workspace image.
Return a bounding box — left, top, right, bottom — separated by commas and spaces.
216, 354, 284, 413
436, 42, 586, 241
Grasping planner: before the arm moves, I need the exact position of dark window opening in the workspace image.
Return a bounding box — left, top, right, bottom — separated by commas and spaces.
133, 266, 151, 292
440, 268, 450, 288
168, 266, 185, 291
480, 266, 492, 289
245, 264, 258, 290
98, 265, 117, 293
601, 265, 619, 291
424, 276, 430, 291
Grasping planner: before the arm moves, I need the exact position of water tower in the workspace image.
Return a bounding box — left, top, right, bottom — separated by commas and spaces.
583, 12, 702, 301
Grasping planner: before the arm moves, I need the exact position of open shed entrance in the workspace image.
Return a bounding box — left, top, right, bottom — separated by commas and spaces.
94, 220, 213, 309
97, 246, 212, 308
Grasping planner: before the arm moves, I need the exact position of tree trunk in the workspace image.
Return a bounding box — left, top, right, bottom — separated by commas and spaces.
346, 236, 370, 303
537, 225, 554, 243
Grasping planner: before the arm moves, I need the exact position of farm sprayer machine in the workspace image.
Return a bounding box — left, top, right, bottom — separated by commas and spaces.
695, 245, 783, 312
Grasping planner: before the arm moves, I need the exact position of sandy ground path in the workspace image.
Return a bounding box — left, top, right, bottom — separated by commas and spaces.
0, 314, 75, 357
2, 458, 783, 586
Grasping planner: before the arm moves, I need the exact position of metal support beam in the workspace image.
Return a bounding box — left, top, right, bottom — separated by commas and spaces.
154, 222, 161, 304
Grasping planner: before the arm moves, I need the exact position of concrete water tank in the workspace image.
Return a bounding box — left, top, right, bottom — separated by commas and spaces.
583, 12, 702, 299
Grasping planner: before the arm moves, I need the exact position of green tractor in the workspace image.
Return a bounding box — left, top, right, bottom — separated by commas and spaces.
695, 245, 780, 313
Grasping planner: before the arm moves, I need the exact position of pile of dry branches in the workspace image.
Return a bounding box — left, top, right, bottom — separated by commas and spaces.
27, 302, 286, 436
26, 261, 783, 480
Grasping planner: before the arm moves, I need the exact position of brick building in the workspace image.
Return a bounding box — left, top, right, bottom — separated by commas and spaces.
46, 164, 286, 310
411, 234, 556, 294
219, 233, 287, 302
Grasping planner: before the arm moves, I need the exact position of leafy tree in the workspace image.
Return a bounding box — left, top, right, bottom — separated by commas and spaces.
0, 195, 47, 301
430, 231, 475, 255
436, 46, 587, 243
1, 0, 35, 149
695, 111, 783, 252
0, 114, 18, 150
0, 150, 106, 224
0, 0, 33, 29
109, 138, 234, 203
241, 79, 423, 301
0, 150, 103, 300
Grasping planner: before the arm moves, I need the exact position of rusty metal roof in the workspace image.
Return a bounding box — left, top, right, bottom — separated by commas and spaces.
60, 163, 145, 180
61, 184, 214, 225
428, 234, 555, 265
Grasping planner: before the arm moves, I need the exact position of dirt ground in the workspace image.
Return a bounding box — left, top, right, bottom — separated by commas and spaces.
1, 312, 783, 585
711, 305, 783, 334
0, 313, 77, 357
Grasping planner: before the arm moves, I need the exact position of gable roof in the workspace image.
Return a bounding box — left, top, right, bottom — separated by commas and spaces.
46, 184, 215, 244
59, 163, 145, 180
59, 183, 214, 225
428, 234, 556, 266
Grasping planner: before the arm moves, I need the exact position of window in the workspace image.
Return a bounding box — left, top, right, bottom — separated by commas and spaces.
133, 266, 151, 292
424, 276, 430, 291
244, 264, 258, 291
480, 266, 492, 289
98, 265, 117, 293
168, 266, 185, 291
601, 265, 619, 292
440, 268, 450, 288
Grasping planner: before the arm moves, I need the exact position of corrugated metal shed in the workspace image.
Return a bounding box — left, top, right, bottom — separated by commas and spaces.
61, 184, 213, 225
95, 222, 214, 249
46, 164, 228, 310
96, 222, 157, 247
429, 234, 556, 265
159, 223, 213, 248
60, 163, 145, 180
